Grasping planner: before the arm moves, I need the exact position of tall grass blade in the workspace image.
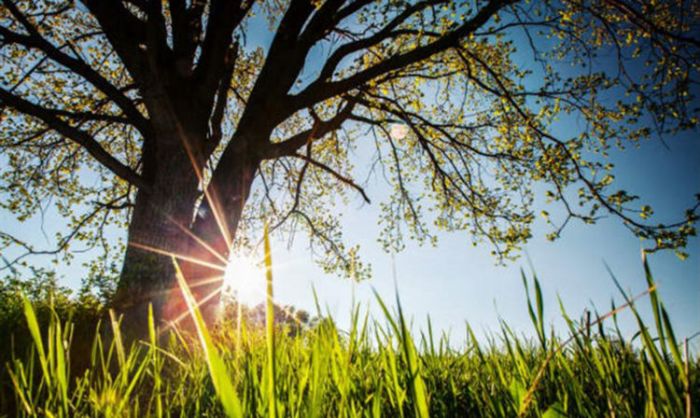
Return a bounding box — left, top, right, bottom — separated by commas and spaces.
264, 223, 277, 418
642, 253, 668, 354
172, 257, 243, 418
21, 295, 50, 388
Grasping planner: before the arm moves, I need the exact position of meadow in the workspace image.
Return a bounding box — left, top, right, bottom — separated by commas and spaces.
0, 251, 696, 418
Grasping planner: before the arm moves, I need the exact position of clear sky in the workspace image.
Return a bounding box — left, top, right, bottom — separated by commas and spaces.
1, 5, 699, 351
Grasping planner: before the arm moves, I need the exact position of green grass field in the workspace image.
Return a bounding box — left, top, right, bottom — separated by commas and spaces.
0, 247, 697, 417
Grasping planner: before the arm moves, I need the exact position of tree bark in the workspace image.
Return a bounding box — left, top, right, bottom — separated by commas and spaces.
178, 156, 258, 329
112, 127, 260, 338
111, 128, 202, 338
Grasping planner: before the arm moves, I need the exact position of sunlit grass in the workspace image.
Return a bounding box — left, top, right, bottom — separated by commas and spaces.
173, 257, 243, 418
2, 250, 697, 417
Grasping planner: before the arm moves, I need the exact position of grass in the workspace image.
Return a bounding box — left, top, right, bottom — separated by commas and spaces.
1, 243, 697, 417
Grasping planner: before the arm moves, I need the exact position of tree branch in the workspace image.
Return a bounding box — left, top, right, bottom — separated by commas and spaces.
293, 0, 512, 109
265, 100, 356, 158
291, 152, 371, 204
83, 0, 149, 82
0, 1, 149, 134
194, 0, 251, 104
0, 87, 148, 190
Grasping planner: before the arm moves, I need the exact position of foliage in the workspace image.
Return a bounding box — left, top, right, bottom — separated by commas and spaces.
1, 257, 697, 417
0, 270, 103, 412
220, 296, 314, 337
0, 0, 698, 286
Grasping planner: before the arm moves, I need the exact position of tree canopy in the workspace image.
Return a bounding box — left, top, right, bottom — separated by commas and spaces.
0, 0, 698, 322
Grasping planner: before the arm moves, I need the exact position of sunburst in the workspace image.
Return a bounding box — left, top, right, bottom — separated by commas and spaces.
222, 255, 267, 306
125, 115, 241, 332
127, 119, 306, 334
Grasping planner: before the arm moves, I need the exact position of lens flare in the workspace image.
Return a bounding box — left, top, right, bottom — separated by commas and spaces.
223, 255, 267, 306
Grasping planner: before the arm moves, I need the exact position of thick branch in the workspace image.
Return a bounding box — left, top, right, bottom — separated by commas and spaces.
194, 0, 251, 104
314, 0, 446, 83
0, 1, 149, 134
265, 100, 356, 158
298, 0, 346, 44
293, 0, 512, 109
0, 87, 148, 190
83, 0, 149, 82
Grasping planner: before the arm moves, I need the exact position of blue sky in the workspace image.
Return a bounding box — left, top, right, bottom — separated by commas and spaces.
1, 4, 699, 350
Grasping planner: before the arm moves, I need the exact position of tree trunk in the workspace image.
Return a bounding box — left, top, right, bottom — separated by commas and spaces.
178, 155, 258, 330
112, 193, 198, 337
112, 132, 259, 339
111, 128, 202, 338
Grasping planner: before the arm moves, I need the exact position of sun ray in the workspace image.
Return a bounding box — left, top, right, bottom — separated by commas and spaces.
174, 120, 233, 248
160, 287, 223, 336
160, 259, 225, 335
189, 275, 225, 288
134, 275, 225, 303
129, 242, 226, 272
131, 233, 308, 332
167, 216, 229, 265
221, 259, 302, 322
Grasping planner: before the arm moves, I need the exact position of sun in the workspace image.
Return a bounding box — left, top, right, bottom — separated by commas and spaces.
222, 254, 267, 306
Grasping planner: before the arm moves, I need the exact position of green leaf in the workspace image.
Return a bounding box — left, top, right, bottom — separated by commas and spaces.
543, 402, 568, 418
264, 223, 277, 418
509, 379, 526, 410
22, 294, 50, 387
173, 258, 243, 418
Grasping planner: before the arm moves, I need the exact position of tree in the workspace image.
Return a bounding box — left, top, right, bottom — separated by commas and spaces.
1, 0, 698, 333
220, 295, 314, 337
